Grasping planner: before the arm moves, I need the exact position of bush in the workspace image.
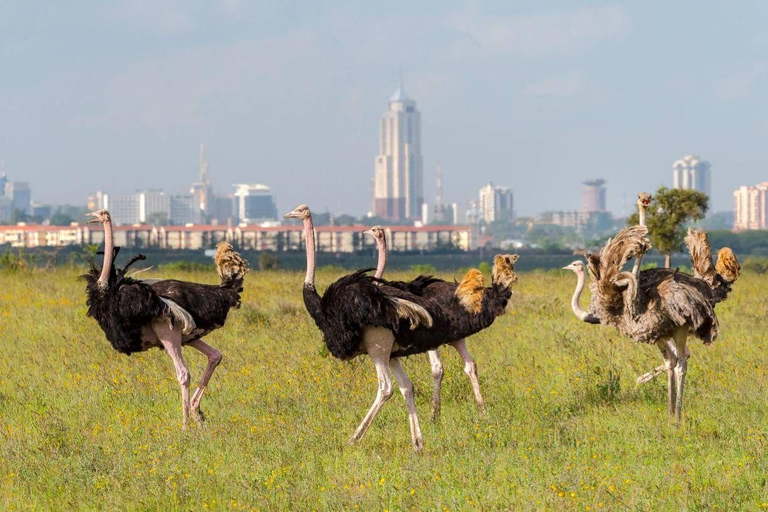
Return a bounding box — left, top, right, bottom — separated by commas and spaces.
410, 264, 436, 274
478, 262, 492, 275
742, 256, 768, 275
160, 261, 210, 272
259, 252, 280, 271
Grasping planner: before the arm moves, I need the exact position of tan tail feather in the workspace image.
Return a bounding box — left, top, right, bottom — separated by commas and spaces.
214, 241, 248, 285
716, 247, 740, 283
684, 228, 716, 284
455, 268, 485, 314
493, 254, 518, 289
387, 297, 433, 330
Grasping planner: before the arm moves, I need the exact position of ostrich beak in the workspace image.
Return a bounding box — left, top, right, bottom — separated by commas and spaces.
86, 212, 100, 224
283, 208, 301, 219
362, 229, 374, 237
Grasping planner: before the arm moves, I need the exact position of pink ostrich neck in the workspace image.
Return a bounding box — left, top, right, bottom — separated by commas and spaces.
97, 218, 114, 287
303, 215, 316, 285
639, 207, 646, 226
374, 235, 388, 278
570, 270, 589, 321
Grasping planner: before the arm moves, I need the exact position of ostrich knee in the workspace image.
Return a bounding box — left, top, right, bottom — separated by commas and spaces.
177, 366, 190, 387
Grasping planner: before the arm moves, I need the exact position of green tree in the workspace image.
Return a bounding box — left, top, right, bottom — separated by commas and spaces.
628, 186, 709, 268
49, 213, 75, 226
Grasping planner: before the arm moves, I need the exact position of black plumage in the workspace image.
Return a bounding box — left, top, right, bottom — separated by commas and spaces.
304, 269, 440, 360
82, 260, 167, 355
384, 276, 511, 358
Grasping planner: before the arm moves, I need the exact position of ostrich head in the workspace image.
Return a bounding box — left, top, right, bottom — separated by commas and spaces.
637, 192, 652, 210
283, 204, 311, 220
562, 260, 585, 276
363, 226, 386, 243
86, 209, 111, 224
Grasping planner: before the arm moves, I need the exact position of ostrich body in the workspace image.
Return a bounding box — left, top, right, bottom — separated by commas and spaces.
363, 226, 518, 419
564, 225, 739, 420
285, 205, 438, 451
83, 209, 248, 427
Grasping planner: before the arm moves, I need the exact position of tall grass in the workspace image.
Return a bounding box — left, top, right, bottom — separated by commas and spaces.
0, 267, 766, 510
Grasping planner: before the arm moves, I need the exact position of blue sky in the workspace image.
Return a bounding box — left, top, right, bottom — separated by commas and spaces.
1, 1, 767, 216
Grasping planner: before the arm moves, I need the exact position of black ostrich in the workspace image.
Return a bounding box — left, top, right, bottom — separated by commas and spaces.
82, 209, 248, 427
285, 204, 441, 451
363, 226, 518, 420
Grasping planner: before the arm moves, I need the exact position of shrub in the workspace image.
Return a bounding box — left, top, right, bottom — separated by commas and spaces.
410, 264, 436, 274
259, 252, 280, 271
743, 256, 768, 275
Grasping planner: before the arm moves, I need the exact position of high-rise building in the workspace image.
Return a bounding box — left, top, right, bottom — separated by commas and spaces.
673, 155, 711, 198
733, 182, 768, 230
581, 179, 606, 213
191, 144, 215, 221
478, 182, 514, 223
233, 184, 277, 224
87, 191, 105, 211
104, 193, 141, 225
4, 181, 31, 215
373, 81, 424, 221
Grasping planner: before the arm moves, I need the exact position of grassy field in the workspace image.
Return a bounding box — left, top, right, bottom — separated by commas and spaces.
1, 265, 767, 510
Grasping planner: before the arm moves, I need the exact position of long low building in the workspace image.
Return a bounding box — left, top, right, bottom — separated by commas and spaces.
0, 223, 472, 251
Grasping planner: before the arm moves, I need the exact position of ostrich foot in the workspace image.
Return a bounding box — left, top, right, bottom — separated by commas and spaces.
412, 435, 424, 453
635, 364, 667, 387
190, 406, 206, 424
430, 401, 441, 423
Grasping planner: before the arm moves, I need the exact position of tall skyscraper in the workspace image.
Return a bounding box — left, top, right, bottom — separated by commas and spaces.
581, 179, 606, 212
733, 182, 768, 230
373, 81, 424, 221
191, 144, 214, 222
233, 184, 277, 224
673, 155, 711, 198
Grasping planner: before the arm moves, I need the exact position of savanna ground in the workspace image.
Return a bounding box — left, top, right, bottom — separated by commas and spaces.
1, 265, 767, 510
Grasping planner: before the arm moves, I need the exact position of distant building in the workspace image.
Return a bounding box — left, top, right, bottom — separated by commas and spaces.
478, 182, 514, 223
0, 197, 11, 223
190, 144, 215, 221
4, 181, 31, 215
373, 81, 424, 221
733, 182, 768, 230
233, 184, 277, 224
103, 193, 141, 225
211, 195, 235, 226
581, 179, 606, 213
87, 191, 105, 211
673, 155, 711, 198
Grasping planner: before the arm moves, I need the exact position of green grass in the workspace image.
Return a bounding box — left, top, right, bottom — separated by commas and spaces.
1, 267, 767, 510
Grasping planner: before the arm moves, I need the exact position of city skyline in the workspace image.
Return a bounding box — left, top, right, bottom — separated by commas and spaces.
2, 3, 768, 216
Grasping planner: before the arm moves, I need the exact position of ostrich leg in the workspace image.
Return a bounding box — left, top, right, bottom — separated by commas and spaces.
451, 339, 486, 416
657, 338, 679, 418
350, 327, 394, 445
636, 345, 692, 387
390, 358, 424, 451
187, 338, 223, 422
153, 320, 192, 428
427, 350, 444, 421
672, 327, 689, 421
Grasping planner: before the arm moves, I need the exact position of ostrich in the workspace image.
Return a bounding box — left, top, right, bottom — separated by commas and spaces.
363, 225, 518, 420
285, 205, 435, 451
83, 209, 248, 427
285, 205, 517, 450
563, 225, 739, 420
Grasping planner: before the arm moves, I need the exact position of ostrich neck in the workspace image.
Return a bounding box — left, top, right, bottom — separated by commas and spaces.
97, 220, 114, 287
303, 216, 316, 285
374, 237, 388, 278
570, 271, 589, 321
639, 208, 646, 226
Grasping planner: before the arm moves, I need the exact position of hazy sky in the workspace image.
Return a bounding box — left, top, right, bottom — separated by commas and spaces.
2, 1, 767, 217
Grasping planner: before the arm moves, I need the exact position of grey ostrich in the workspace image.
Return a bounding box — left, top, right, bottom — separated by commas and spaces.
563, 225, 739, 420
83, 209, 248, 427
363, 225, 517, 420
